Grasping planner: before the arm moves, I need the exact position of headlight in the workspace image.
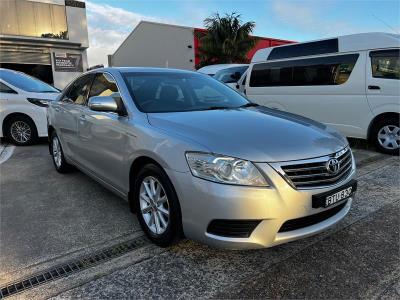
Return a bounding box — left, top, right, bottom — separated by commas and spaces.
27, 98, 51, 107
185, 152, 269, 187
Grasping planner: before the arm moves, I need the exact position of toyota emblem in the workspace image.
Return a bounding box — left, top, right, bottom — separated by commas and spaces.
326, 158, 340, 174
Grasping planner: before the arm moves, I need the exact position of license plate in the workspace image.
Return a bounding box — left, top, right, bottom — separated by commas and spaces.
312, 180, 357, 208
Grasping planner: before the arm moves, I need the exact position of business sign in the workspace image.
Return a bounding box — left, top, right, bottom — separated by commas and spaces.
53, 53, 83, 72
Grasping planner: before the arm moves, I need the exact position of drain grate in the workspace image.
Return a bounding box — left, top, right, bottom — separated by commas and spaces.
0, 236, 149, 298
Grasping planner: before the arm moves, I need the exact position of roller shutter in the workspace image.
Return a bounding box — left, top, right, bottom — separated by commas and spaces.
0, 50, 51, 65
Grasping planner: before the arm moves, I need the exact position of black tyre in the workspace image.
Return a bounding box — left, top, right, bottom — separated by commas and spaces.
5, 115, 38, 146
133, 163, 182, 247
50, 131, 73, 173
371, 116, 400, 155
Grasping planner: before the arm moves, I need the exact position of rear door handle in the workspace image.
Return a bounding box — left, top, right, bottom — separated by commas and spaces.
79, 114, 86, 120
368, 85, 380, 90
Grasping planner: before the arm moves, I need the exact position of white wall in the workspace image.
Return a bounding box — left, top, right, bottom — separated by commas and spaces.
50, 4, 89, 89
66, 5, 89, 48
111, 22, 195, 70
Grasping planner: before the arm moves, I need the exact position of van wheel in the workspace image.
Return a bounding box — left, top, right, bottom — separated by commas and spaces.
50, 132, 73, 173
371, 117, 400, 155
5, 116, 38, 146
133, 164, 182, 247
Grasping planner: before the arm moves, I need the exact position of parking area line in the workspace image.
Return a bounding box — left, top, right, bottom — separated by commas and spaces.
0, 144, 15, 165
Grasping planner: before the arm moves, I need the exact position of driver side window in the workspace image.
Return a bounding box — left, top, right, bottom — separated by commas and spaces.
89, 73, 119, 98
62, 74, 93, 105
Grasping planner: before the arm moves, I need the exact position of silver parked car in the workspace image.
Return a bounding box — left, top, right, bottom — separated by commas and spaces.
47, 68, 357, 249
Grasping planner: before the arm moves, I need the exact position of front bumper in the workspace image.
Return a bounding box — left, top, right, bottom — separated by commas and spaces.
166, 161, 356, 250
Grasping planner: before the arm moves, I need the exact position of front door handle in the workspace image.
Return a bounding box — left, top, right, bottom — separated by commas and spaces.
79, 114, 86, 120
368, 85, 380, 90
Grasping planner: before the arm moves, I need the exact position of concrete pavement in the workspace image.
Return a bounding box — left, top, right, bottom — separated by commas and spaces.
0, 143, 398, 299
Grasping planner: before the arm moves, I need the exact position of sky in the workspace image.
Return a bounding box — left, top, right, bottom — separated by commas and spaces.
83, 0, 400, 66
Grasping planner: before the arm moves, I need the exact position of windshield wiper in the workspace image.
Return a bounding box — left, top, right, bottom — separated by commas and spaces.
201, 106, 232, 111
239, 102, 260, 108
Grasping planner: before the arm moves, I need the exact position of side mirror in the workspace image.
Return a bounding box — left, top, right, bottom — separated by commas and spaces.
88, 95, 119, 113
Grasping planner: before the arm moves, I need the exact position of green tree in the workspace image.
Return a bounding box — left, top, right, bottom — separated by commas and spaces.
197, 13, 258, 68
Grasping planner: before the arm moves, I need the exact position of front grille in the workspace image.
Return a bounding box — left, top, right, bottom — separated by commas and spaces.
207, 219, 261, 238
277, 147, 353, 189
278, 201, 347, 232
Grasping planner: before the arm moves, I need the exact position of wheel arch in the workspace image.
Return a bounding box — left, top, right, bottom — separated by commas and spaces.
128, 155, 182, 222
2, 112, 38, 137
128, 156, 164, 213
367, 112, 400, 141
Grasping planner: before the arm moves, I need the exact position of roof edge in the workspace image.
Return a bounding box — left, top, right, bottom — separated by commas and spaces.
111, 20, 195, 60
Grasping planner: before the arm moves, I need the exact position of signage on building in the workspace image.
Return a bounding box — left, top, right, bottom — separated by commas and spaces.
53, 53, 83, 72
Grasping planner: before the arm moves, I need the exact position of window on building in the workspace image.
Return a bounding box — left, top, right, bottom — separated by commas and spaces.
250, 54, 359, 87
370, 50, 400, 80
0, 0, 68, 39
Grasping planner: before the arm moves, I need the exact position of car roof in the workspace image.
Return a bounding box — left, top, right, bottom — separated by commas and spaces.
94, 67, 197, 74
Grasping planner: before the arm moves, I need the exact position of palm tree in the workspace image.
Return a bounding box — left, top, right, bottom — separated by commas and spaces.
196, 13, 258, 68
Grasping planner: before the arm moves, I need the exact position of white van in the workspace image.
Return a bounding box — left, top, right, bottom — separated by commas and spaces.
245, 33, 400, 154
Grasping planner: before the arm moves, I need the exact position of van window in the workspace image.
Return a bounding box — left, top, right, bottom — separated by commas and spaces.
370, 49, 400, 80
268, 39, 338, 60
250, 54, 359, 87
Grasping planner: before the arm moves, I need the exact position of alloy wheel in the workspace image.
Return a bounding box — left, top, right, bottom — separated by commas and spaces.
139, 176, 170, 235
10, 121, 31, 144
52, 137, 62, 168
377, 125, 400, 150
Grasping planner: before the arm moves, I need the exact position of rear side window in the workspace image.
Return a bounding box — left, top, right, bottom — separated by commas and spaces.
63, 74, 93, 105
89, 73, 119, 98
268, 39, 338, 60
0, 82, 17, 94
370, 49, 400, 80
250, 54, 359, 87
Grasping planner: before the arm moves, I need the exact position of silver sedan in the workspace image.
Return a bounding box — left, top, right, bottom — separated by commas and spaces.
47, 68, 356, 249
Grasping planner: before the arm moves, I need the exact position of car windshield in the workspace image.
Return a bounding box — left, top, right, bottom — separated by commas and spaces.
122, 72, 249, 113
0, 70, 59, 93
214, 66, 248, 83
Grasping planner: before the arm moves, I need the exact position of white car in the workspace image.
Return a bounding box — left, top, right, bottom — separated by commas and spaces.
197, 64, 248, 76
213, 65, 248, 90
0, 69, 60, 145
246, 33, 400, 154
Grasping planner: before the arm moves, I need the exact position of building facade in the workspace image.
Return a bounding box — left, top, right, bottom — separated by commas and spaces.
109, 21, 294, 70
0, 0, 89, 89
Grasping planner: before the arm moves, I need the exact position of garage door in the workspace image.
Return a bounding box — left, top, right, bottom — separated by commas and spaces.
0, 50, 51, 65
